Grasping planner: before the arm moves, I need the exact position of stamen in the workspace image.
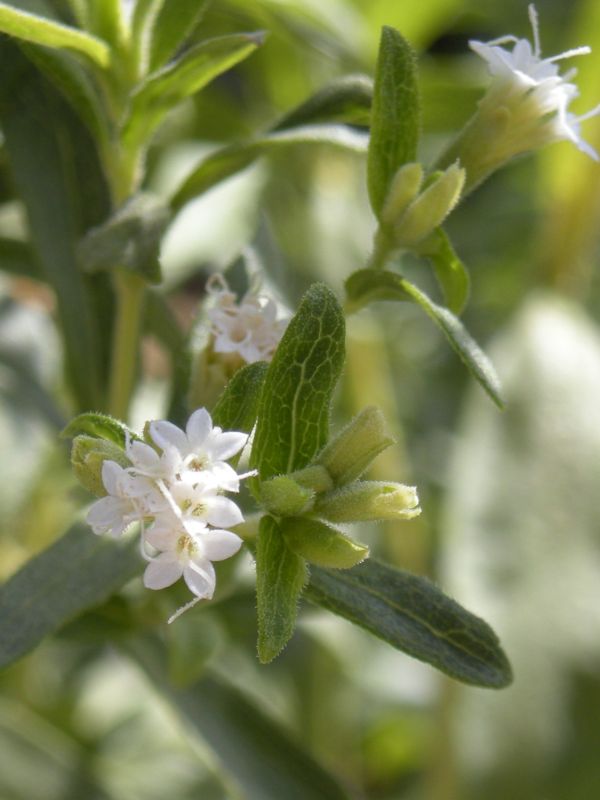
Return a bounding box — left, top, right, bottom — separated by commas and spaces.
576, 103, 600, 122
486, 35, 519, 47
547, 46, 591, 63
528, 4, 541, 57
168, 596, 201, 624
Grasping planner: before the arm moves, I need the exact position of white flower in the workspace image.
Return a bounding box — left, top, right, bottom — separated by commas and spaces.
206, 275, 288, 363
149, 407, 247, 492
143, 523, 243, 598
469, 4, 600, 160
124, 435, 181, 481
86, 461, 165, 537
158, 475, 245, 533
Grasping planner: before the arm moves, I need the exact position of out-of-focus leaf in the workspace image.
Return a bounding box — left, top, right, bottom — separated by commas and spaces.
61, 411, 138, 445
0, 39, 114, 411
270, 74, 373, 131
345, 270, 504, 407
121, 31, 265, 152
129, 635, 350, 799
0, 524, 140, 670
212, 361, 269, 433
251, 283, 345, 479
85, 0, 124, 49
256, 515, 307, 663
21, 42, 111, 146
307, 558, 513, 688
170, 125, 369, 210
0, 2, 110, 65
148, 0, 210, 71
0, 349, 65, 429
418, 226, 470, 315
0, 236, 39, 278
78, 192, 170, 284
367, 26, 420, 218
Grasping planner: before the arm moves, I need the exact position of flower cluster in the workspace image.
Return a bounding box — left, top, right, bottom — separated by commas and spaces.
470, 4, 600, 160
86, 409, 249, 606
206, 275, 289, 364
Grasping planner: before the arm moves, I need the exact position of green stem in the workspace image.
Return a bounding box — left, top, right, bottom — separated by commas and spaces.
108, 271, 145, 419
366, 226, 394, 270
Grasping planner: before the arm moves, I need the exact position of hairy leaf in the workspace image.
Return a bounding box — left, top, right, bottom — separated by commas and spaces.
271, 74, 373, 131
418, 226, 470, 315
61, 411, 138, 446
0, 524, 140, 670
251, 283, 345, 479
212, 361, 269, 433
368, 26, 420, 218
171, 125, 369, 210
256, 516, 307, 663
307, 559, 512, 688
345, 269, 504, 407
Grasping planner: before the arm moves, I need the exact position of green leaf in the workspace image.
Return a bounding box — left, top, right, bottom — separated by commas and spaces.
0, 2, 110, 66
85, 0, 124, 50
0, 39, 114, 411
418, 226, 470, 315
256, 516, 307, 663
78, 192, 170, 284
171, 124, 369, 210
212, 361, 269, 433
367, 26, 420, 219
345, 270, 504, 407
128, 637, 349, 799
0, 524, 140, 670
148, 0, 210, 71
0, 236, 39, 279
20, 42, 111, 147
61, 411, 138, 446
121, 31, 265, 152
271, 74, 373, 131
251, 283, 345, 479
282, 517, 368, 569
307, 559, 513, 688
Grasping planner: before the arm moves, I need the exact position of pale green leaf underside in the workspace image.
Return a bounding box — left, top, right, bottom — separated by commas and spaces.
345, 269, 504, 407
307, 558, 512, 688
419, 226, 470, 315
0, 524, 140, 670
251, 283, 345, 479
0, 2, 110, 66
171, 125, 369, 210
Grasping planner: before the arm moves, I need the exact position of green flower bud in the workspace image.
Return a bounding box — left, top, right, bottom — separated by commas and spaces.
282, 517, 368, 569
393, 162, 465, 247
316, 480, 420, 523
71, 435, 130, 497
288, 465, 333, 493
260, 475, 315, 516
316, 406, 395, 486
380, 162, 424, 226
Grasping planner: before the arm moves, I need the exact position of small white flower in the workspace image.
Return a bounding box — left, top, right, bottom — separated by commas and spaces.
158, 475, 245, 533
125, 435, 181, 481
86, 461, 165, 537
206, 275, 288, 363
142, 524, 243, 598
149, 407, 247, 491
469, 4, 600, 159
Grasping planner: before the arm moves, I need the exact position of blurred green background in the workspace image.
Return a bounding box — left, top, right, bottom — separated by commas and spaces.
2, 0, 600, 797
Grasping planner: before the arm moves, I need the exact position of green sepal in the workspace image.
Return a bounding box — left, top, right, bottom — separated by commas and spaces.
367, 26, 420, 219
260, 476, 315, 517
256, 515, 308, 663
61, 411, 140, 447
78, 192, 170, 284
282, 517, 368, 569
70, 434, 131, 496
344, 270, 504, 408
315, 480, 420, 523
250, 283, 345, 480
307, 559, 513, 689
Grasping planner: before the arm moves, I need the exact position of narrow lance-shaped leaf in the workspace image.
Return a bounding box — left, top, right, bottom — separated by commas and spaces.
121, 31, 265, 153
256, 516, 307, 664
127, 635, 350, 799
418, 226, 470, 315
0, 2, 110, 66
148, 0, 210, 71
306, 558, 513, 689
270, 74, 373, 131
368, 26, 420, 218
251, 283, 345, 479
0, 524, 140, 670
171, 125, 368, 211
345, 269, 504, 408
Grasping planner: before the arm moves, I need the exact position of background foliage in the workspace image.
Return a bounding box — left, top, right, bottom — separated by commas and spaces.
1, 0, 600, 798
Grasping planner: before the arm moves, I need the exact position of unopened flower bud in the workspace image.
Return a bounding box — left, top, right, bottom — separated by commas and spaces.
260, 475, 315, 516
393, 162, 465, 247
282, 517, 369, 568
71, 435, 130, 497
317, 406, 395, 486
316, 480, 420, 523
380, 162, 424, 226
288, 465, 333, 493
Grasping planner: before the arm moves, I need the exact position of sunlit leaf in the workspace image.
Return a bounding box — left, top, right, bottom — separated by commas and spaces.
271, 74, 373, 131
148, 0, 210, 71
212, 361, 269, 434
61, 411, 138, 446
418, 226, 470, 315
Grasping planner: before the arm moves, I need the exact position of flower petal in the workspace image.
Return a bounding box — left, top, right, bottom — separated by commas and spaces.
184, 559, 216, 598
202, 529, 243, 561
150, 420, 188, 455
206, 431, 247, 461
101, 460, 124, 495
143, 553, 183, 589
205, 496, 244, 528
185, 408, 212, 448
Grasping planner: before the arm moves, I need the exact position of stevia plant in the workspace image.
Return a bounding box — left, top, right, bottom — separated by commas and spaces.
0, 2, 598, 796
